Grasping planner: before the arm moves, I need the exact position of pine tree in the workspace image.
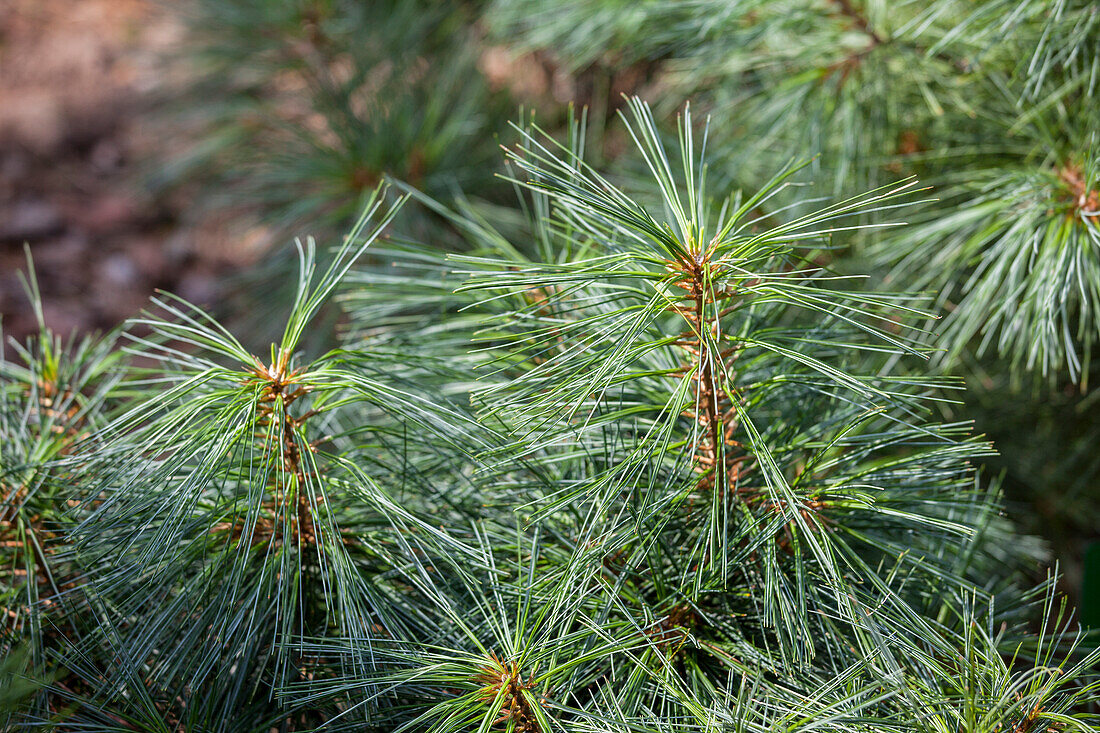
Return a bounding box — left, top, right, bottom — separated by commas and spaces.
485, 0, 1100, 624
2, 1, 1099, 730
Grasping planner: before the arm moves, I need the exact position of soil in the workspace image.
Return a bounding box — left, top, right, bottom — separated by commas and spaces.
0, 0, 244, 358
0, 3, 648, 359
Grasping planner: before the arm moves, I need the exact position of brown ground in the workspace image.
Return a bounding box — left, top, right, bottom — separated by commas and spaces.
0, 2, 652, 360
0, 0, 245, 357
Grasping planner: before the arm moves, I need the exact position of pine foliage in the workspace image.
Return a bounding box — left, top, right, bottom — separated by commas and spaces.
3, 0, 1100, 730
487, 0, 1100, 379
3, 98, 1098, 730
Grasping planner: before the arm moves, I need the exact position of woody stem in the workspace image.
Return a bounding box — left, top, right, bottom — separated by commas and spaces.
279, 402, 315, 545
682, 258, 742, 496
